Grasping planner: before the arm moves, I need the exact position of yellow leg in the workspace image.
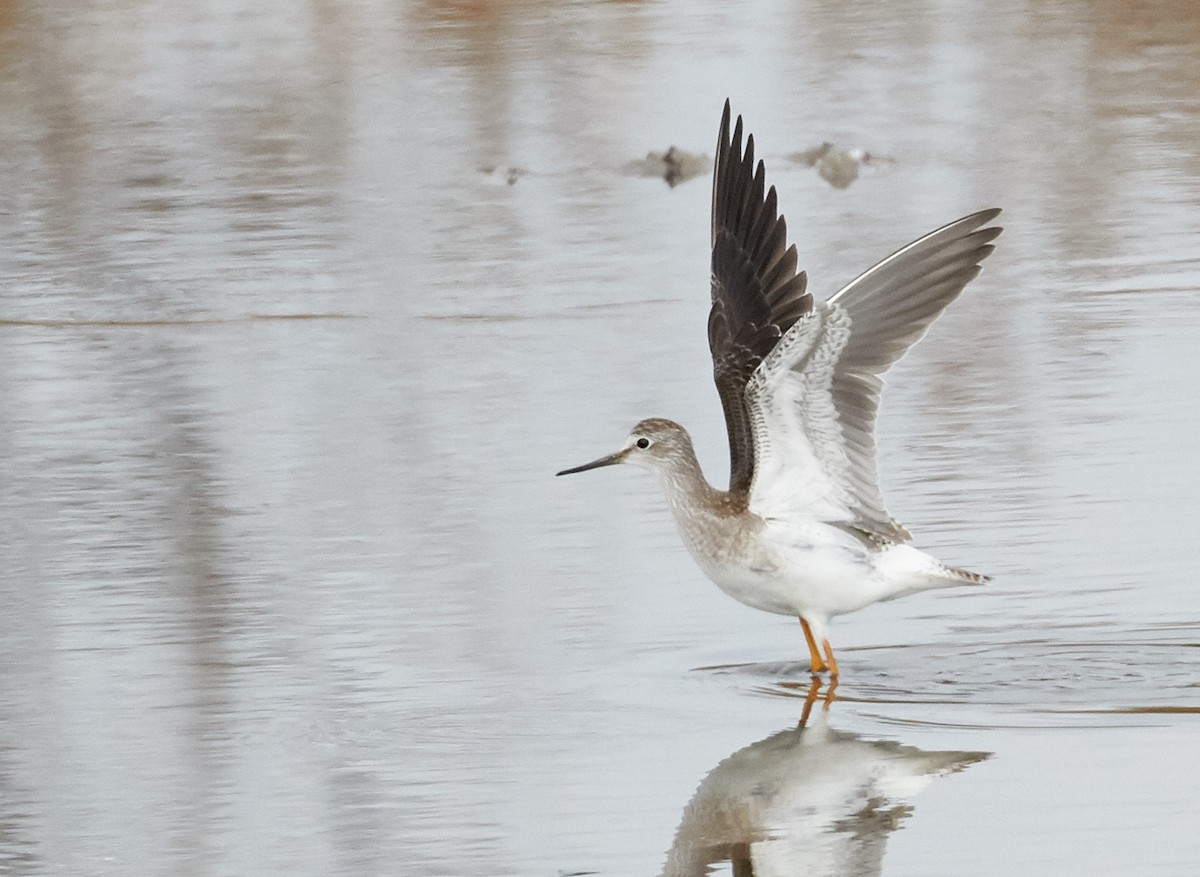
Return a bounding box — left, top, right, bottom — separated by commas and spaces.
821, 639, 840, 679
799, 676, 822, 726
799, 618, 829, 674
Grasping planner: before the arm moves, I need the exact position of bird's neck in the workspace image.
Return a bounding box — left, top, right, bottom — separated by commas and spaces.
652, 449, 744, 530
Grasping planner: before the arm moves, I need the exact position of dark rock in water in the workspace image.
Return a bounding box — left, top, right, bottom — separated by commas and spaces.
623, 146, 710, 187
790, 142, 838, 167
477, 165, 527, 186
787, 143, 893, 189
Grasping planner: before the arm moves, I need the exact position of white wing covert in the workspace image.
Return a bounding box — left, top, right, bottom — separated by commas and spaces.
745, 209, 1003, 542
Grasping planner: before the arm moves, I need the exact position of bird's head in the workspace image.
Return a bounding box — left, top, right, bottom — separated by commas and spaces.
556, 418, 694, 477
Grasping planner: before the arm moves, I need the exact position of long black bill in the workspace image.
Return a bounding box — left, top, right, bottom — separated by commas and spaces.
555, 448, 628, 476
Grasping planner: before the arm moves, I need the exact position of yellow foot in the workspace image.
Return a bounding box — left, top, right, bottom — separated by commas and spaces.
799, 618, 829, 674
821, 638, 840, 679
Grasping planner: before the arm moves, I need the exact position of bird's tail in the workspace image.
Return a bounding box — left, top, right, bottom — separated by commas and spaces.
875, 545, 989, 602
936, 564, 990, 585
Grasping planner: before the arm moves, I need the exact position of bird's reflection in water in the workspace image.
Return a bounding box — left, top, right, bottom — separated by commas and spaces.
661, 681, 988, 877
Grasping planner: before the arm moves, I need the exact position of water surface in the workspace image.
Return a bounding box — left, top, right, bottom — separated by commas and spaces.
1, 1, 1199, 875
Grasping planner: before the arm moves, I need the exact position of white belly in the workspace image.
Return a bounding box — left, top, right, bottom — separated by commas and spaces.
693, 544, 871, 618
682, 519, 941, 620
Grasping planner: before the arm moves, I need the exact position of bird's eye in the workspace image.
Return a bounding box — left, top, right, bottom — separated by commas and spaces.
636, 437, 651, 449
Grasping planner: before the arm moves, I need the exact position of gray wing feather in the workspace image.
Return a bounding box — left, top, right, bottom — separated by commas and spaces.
747, 209, 1003, 541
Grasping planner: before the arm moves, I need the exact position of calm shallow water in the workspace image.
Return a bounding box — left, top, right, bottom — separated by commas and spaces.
2, 1, 1199, 875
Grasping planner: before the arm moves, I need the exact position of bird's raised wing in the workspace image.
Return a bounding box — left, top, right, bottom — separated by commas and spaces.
709, 101, 813, 495
745, 209, 1003, 542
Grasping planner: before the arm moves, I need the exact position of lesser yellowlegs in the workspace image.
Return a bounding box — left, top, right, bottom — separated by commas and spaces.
558, 101, 1001, 677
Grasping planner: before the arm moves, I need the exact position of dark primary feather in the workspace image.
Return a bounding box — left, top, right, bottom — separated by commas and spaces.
709, 100, 813, 495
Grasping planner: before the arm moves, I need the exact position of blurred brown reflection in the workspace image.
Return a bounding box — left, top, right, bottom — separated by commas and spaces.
1094, 0, 1200, 47
3, 4, 90, 251
0, 3, 367, 324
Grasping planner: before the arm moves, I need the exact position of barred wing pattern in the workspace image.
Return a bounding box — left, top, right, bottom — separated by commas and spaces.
709, 100, 813, 495
745, 209, 1003, 542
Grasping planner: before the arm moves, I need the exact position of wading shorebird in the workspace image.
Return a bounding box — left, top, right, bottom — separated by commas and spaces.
557, 101, 1001, 677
